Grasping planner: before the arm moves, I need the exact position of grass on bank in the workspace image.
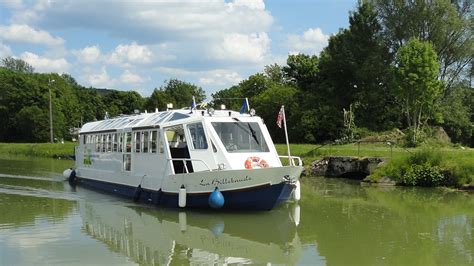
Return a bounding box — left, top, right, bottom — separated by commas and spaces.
276, 143, 474, 186
0, 142, 76, 158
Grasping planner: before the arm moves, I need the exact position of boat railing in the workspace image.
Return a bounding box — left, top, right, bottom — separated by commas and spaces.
278, 155, 303, 167
167, 158, 213, 174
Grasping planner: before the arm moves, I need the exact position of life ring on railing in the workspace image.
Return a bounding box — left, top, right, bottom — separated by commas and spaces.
244, 156, 269, 169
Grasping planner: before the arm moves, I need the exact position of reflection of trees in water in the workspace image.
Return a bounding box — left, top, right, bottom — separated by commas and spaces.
298, 178, 474, 265
0, 193, 74, 227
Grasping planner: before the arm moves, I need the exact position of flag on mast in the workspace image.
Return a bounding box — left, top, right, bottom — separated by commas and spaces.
276, 106, 284, 128
239, 98, 248, 114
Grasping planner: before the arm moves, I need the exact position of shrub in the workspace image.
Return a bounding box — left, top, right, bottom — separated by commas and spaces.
368, 148, 467, 187
400, 163, 445, 187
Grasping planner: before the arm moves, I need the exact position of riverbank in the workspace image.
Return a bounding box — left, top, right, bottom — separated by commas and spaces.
275, 143, 474, 187
0, 142, 76, 159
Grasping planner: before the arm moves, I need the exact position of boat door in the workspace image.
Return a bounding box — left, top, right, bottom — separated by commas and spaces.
164, 125, 193, 174
184, 122, 216, 172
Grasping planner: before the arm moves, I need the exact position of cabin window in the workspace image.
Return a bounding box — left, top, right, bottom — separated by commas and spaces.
106, 134, 112, 152
211, 122, 269, 153
159, 132, 164, 153
123, 154, 131, 171
187, 123, 208, 150
135, 132, 141, 153
101, 134, 106, 152
95, 135, 100, 152
112, 133, 118, 152
143, 131, 149, 153
126, 132, 132, 153
151, 131, 157, 153
118, 133, 123, 153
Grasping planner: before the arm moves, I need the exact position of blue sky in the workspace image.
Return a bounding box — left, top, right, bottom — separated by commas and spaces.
0, 0, 356, 96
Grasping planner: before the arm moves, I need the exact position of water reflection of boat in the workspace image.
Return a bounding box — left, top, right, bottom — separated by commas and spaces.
79, 199, 302, 265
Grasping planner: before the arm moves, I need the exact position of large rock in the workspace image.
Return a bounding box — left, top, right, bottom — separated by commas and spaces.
311, 156, 386, 179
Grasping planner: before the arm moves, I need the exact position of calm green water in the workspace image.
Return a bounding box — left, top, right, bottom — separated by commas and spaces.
0, 156, 473, 265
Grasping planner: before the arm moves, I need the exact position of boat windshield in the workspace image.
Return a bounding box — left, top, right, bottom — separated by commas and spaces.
211, 122, 269, 153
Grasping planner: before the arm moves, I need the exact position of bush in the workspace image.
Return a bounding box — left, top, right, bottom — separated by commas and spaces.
368, 148, 467, 187
400, 163, 445, 187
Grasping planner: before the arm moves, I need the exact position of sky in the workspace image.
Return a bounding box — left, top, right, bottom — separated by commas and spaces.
0, 0, 357, 96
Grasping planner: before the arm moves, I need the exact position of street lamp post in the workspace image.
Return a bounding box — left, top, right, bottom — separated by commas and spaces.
48, 78, 55, 143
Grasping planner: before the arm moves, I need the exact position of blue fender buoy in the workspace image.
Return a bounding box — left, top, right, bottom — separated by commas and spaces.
208, 187, 224, 209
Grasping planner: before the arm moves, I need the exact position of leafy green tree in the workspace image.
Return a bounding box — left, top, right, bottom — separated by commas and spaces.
1, 57, 34, 73
102, 90, 144, 116
264, 63, 285, 84
163, 79, 205, 108
253, 84, 298, 143
145, 89, 173, 112
283, 53, 319, 90
211, 85, 243, 110
372, 0, 473, 92
15, 105, 49, 142
440, 85, 473, 145
318, 2, 399, 131
395, 39, 442, 144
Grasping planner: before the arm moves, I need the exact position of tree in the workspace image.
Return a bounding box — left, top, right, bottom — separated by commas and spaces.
264, 63, 285, 84
395, 39, 442, 144
1, 57, 34, 73
283, 53, 319, 90
253, 84, 298, 143
372, 0, 473, 92
145, 79, 205, 112
440, 84, 473, 145
318, 2, 399, 131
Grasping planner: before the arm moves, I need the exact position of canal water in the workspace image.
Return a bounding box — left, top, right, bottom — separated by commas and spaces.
0, 155, 472, 265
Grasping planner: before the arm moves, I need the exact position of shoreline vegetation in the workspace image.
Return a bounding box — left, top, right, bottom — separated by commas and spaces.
0, 142, 472, 188
0, 142, 76, 159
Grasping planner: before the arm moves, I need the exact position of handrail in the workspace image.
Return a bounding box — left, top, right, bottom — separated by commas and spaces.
278, 155, 303, 167
167, 158, 213, 174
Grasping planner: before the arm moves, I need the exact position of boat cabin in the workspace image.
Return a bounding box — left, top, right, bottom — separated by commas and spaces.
77, 109, 282, 178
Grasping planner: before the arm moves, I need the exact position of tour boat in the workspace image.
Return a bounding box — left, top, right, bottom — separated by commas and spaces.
65, 106, 303, 210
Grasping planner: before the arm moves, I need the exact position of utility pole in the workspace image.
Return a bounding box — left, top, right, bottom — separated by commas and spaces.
49, 78, 55, 143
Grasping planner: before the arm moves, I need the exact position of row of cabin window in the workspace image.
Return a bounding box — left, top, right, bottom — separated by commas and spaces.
83, 131, 164, 154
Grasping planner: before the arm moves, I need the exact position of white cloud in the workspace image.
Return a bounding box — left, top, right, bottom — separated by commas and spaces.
2, 0, 23, 9
214, 32, 270, 63
156, 66, 242, 88
0, 43, 13, 58
72, 45, 101, 64
8, 0, 273, 66
287, 28, 329, 55
107, 42, 153, 66
120, 70, 146, 84
198, 70, 242, 86
85, 66, 115, 88
20, 52, 69, 73
0, 24, 64, 46
230, 0, 266, 10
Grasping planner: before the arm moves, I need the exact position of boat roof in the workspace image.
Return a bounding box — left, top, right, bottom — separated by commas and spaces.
79, 109, 252, 134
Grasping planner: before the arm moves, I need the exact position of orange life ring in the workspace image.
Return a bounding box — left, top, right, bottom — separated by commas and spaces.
244, 156, 269, 169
